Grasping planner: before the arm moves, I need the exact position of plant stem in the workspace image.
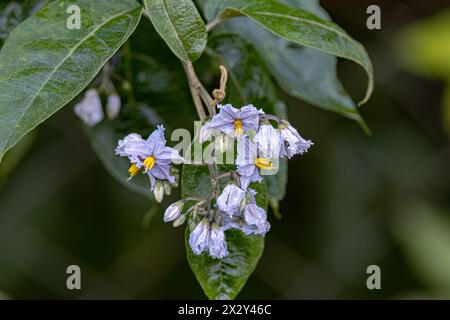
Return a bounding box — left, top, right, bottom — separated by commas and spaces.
205, 18, 220, 32
182, 61, 208, 120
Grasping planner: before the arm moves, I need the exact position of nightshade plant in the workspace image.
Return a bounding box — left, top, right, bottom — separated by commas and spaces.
0, 0, 373, 299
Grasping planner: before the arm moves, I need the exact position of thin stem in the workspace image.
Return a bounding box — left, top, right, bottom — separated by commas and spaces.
182, 61, 207, 121
205, 18, 220, 32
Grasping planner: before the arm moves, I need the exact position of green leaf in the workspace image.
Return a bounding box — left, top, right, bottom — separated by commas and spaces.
210, 0, 365, 125
182, 164, 268, 299
84, 121, 151, 198
208, 33, 288, 203
205, 0, 373, 107
144, 0, 207, 62
0, 0, 142, 161
81, 18, 196, 197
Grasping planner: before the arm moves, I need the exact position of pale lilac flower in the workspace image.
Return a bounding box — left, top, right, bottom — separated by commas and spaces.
189, 220, 228, 259
208, 226, 228, 259
74, 89, 104, 127
115, 125, 183, 190
106, 94, 121, 120
254, 124, 281, 158
217, 184, 246, 217
164, 201, 184, 222
189, 219, 210, 255
279, 122, 312, 159
205, 104, 264, 138
236, 137, 269, 189
242, 204, 271, 235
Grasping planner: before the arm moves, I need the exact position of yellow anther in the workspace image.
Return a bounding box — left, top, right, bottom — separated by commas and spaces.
255, 157, 272, 170
234, 119, 244, 136
128, 163, 140, 178
143, 156, 155, 171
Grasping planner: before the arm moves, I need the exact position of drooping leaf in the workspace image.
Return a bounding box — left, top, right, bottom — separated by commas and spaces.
0, 0, 143, 161
182, 164, 268, 299
209, 0, 365, 125
144, 0, 207, 62
208, 33, 288, 205
204, 0, 374, 107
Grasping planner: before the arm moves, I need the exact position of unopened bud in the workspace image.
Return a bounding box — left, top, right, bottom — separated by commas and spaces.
153, 181, 164, 203
173, 214, 187, 227
164, 201, 184, 222
163, 181, 172, 196
106, 94, 121, 120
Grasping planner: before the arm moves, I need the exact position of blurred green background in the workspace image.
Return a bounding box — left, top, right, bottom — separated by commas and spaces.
1, 0, 450, 299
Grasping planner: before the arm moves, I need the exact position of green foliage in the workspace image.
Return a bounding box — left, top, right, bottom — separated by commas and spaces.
0, 0, 142, 161
0, 0, 375, 300
204, 0, 374, 107
144, 0, 207, 62
208, 0, 365, 124
182, 164, 268, 299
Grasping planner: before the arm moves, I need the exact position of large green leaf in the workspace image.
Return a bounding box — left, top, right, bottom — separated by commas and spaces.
0, 0, 142, 161
182, 164, 267, 299
204, 0, 373, 107
144, 0, 207, 62
211, 0, 365, 125
208, 33, 288, 204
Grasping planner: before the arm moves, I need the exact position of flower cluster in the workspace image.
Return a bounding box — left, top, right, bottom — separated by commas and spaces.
164, 104, 312, 259
115, 103, 311, 259
115, 125, 183, 202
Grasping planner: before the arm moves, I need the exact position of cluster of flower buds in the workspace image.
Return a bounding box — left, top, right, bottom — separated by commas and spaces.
74, 89, 122, 127
162, 103, 312, 259
115, 125, 183, 202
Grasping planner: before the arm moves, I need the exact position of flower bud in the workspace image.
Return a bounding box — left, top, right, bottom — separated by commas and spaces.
173, 213, 187, 227
106, 94, 121, 120
164, 201, 184, 222
163, 181, 172, 196
153, 181, 164, 203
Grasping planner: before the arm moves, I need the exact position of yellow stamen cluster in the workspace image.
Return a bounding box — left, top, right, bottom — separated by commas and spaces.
234, 119, 244, 136
143, 156, 156, 171
128, 163, 140, 178
255, 157, 272, 170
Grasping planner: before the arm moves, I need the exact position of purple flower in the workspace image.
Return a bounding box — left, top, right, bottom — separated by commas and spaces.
205, 104, 264, 138
217, 183, 246, 217
189, 220, 228, 259
74, 89, 104, 127
242, 204, 271, 235
115, 125, 183, 190
236, 137, 273, 189
189, 219, 210, 255
279, 122, 312, 159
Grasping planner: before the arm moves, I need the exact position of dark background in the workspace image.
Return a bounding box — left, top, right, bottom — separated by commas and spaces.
0, 0, 449, 299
